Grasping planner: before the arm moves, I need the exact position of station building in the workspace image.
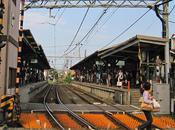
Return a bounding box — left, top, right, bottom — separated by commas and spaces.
21, 29, 50, 86
70, 35, 175, 114
0, 0, 20, 96
0, 1, 50, 97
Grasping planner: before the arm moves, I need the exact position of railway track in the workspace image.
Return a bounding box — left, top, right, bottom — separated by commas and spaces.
55, 86, 98, 130
61, 85, 164, 130
20, 84, 175, 130
43, 85, 65, 130
44, 85, 98, 130
63, 85, 137, 130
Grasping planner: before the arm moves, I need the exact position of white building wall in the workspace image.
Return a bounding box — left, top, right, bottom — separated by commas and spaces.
0, 0, 20, 96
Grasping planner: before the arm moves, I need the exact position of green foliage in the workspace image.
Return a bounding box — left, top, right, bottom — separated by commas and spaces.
48, 68, 58, 80
64, 73, 72, 84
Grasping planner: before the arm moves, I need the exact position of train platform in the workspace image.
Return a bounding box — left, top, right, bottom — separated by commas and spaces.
20, 81, 48, 103
71, 81, 141, 106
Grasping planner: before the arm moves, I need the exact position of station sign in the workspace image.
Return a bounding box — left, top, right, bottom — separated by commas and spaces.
31, 59, 38, 64
116, 60, 125, 66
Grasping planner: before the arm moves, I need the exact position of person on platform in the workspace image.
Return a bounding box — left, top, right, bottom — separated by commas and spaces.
138, 82, 153, 130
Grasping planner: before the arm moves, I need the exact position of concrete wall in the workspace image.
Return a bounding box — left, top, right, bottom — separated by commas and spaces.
20, 81, 48, 103
0, 0, 20, 97
72, 82, 129, 105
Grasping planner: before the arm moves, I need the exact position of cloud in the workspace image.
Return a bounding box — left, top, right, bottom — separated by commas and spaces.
24, 10, 65, 29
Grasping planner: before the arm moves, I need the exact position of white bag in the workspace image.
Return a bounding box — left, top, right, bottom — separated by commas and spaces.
117, 82, 122, 87
153, 99, 160, 108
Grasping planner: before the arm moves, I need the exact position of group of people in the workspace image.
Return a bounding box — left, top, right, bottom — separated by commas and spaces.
78, 69, 130, 88
21, 68, 45, 86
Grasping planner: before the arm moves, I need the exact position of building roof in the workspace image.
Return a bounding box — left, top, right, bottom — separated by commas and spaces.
70, 35, 167, 70
99, 35, 167, 59
23, 29, 50, 69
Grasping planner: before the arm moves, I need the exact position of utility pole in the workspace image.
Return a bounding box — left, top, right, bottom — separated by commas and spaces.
39, 22, 57, 69
78, 43, 82, 60
53, 24, 56, 69
78, 45, 81, 60
155, 0, 170, 83
84, 49, 87, 58
163, 0, 169, 83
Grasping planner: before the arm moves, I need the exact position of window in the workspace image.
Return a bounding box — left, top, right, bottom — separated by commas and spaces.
9, 68, 16, 88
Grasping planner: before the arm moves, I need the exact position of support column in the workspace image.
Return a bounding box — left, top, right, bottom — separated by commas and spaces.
163, 0, 169, 83
138, 43, 142, 82
146, 51, 150, 80
15, 0, 25, 122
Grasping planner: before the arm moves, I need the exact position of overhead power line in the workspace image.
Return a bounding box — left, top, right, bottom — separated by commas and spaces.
169, 4, 175, 14
169, 20, 175, 23
82, 6, 122, 47
63, 8, 108, 56
101, 9, 151, 49
64, 8, 90, 53
55, 8, 66, 25
87, 1, 126, 40
47, 56, 84, 59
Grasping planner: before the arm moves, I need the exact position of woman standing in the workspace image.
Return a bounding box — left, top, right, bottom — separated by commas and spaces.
138, 82, 153, 130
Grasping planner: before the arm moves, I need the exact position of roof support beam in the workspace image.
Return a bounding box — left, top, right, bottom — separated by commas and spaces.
101, 41, 138, 59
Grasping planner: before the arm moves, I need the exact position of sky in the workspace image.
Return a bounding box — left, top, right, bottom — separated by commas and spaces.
24, 1, 175, 70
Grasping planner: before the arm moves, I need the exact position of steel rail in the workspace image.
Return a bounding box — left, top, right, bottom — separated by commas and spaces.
64, 85, 103, 104
43, 86, 65, 130
55, 86, 98, 130
65, 85, 131, 130
68, 84, 163, 130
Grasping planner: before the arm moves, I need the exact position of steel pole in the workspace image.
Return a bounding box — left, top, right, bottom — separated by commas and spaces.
163, 0, 169, 83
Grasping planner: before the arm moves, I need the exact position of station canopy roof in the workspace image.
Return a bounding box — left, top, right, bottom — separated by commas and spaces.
70, 35, 167, 70
70, 47, 112, 70
22, 29, 50, 69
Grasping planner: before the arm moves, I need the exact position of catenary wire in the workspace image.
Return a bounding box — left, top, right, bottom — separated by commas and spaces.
82, 2, 125, 46
169, 4, 175, 14
55, 8, 66, 25
169, 20, 175, 23
63, 8, 109, 56
101, 9, 151, 49
64, 8, 90, 53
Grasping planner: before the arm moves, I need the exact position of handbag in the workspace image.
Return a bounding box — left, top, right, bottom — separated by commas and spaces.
139, 97, 144, 103
153, 99, 160, 108
152, 99, 160, 112
117, 81, 122, 86
140, 102, 153, 111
